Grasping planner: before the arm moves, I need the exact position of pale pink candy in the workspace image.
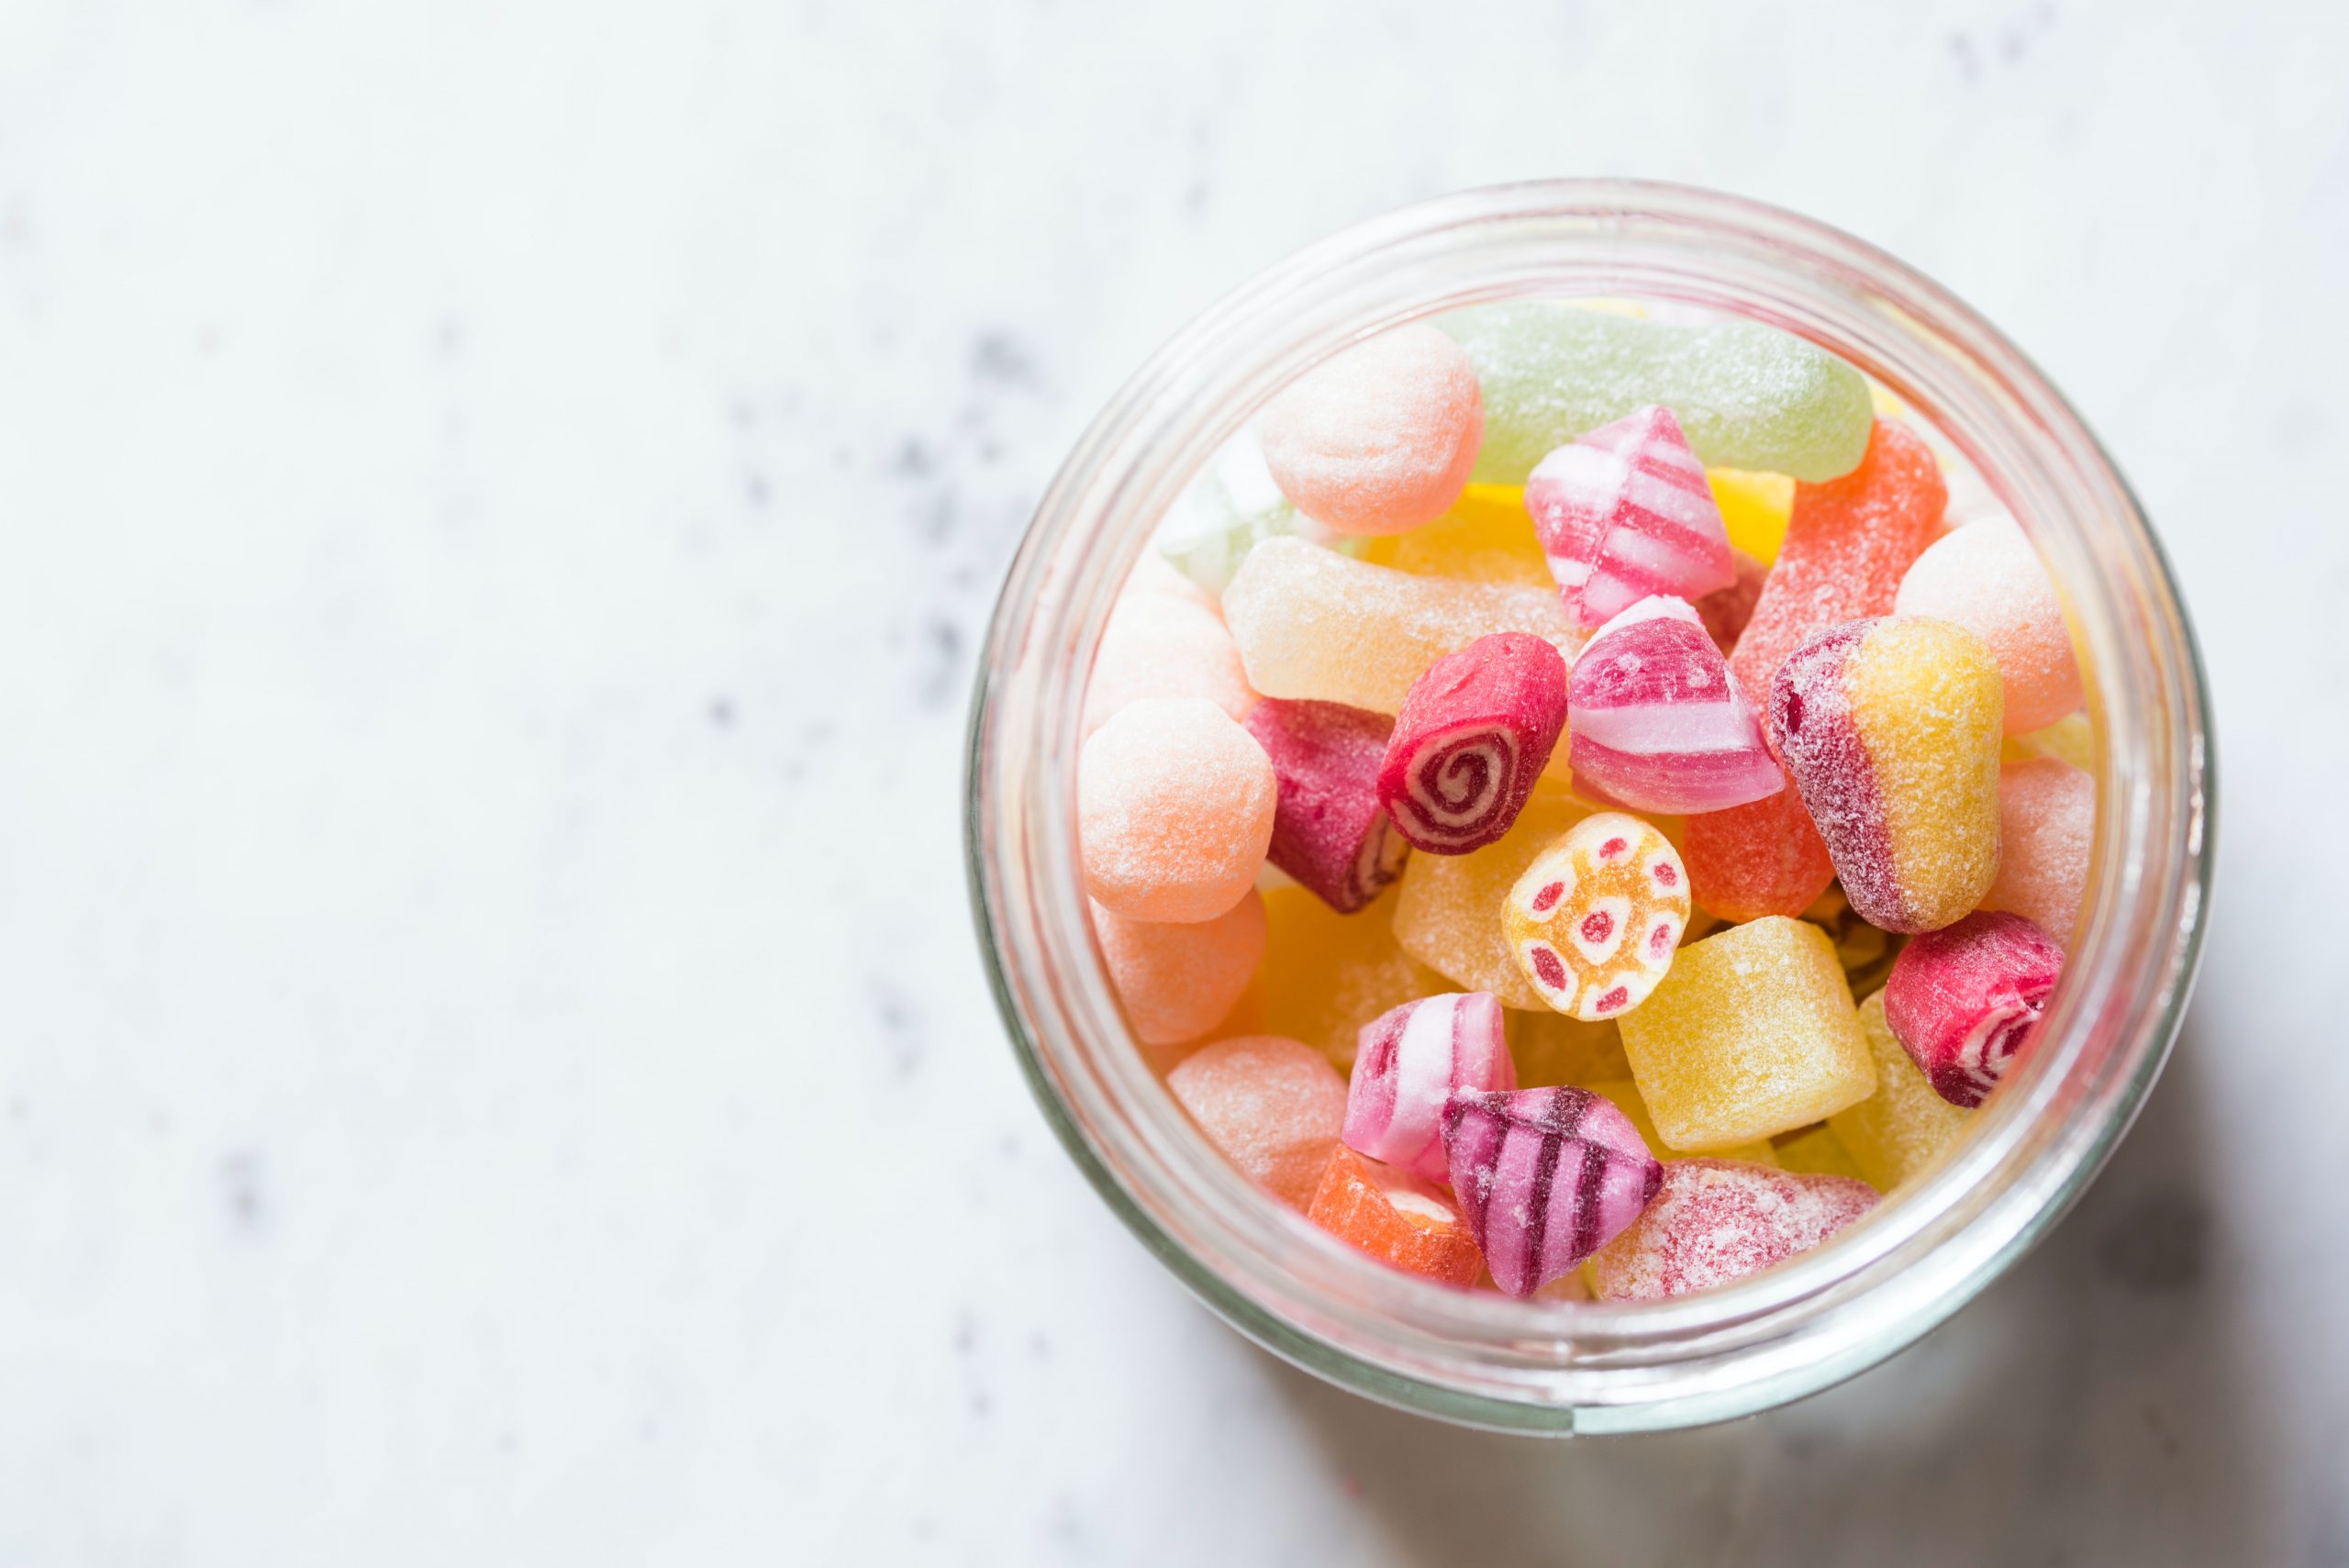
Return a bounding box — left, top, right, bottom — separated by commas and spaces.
1982, 757, 2095, 945
1441, 1085, 1661, 1296
1083, 572, 1257, 737
1343, 993, 1516, 1183
1093, 892, 1265, 1047
1894, 516, 2084, 733
1167, 1035, 1349, 1209
1524, 406, 1737, 633
1080, 697, 1276, 923
1257, 325, 1484, 537
1587, 1159, 1879, 1301
1244, 698, 1409, 914
1566, 596, 1783, 815
1881, 910, 2065, 1108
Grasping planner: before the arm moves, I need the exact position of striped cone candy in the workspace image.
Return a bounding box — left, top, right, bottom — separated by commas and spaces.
1566, 596, 1783, 816
1524, 406, 1737, 634
1343, 993, 1516, 1183
1441, 1085, 1663, 1296
1376, 632, 1568, 856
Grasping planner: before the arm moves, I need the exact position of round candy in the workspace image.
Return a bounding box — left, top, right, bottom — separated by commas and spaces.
1166, 1034, 1349, 1208
1256, 324, 1483, 537
1092, 891, 1266, 1048
1083, 578, 1256, 737
1894, 515, 2084, 733
1080, 697, 1276, 923
1504, 812, 1690, 1020
1981, 756, 2095, 946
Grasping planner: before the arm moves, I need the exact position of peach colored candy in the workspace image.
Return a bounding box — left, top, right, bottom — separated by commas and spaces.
1080, 697, 1275, 923
1092, 892, 1267, 1048
1257, 325, 1484, 537
1981, 757, 2095, 945
1307, 1147, 1483, 1286
1895, 516, 2085, 732
1166, 1035, 1349, 1208
1083, 568, 1257, 737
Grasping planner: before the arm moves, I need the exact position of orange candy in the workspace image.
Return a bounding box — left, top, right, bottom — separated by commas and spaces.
1305, 1147, 1483, 1285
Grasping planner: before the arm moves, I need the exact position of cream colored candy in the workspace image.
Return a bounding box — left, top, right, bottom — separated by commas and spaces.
1894, 516, 2084, 733
1080, 697, 1275, 923
1504, 812, 1691, 1021
1083, 572, 1256, 737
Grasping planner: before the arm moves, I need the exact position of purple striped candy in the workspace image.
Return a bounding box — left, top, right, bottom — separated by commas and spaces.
1442, 1086, 1663, 1297
1343, 994, 1515, 1183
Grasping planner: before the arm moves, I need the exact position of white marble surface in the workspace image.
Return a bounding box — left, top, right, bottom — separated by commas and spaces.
0, 1, 2343, 1562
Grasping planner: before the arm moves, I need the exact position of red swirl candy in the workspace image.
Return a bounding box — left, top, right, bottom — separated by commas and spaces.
1881, 910, 2065, 1107
1375, 632, 1568, 856
1244, 698, 1409, 914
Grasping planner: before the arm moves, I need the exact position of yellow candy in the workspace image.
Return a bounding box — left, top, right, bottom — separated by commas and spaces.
1706, 468, 1794, 565
1259, 883, 1442, 1073
1829, 991, 1970, 1191
1504, 812, 1690, 1021
1360, 485, 1550, 587
1618, 916, 1876, 1150
1585, 1077, 1779, 1166
2001, 709, 2095, 773
1506, 1010, 1629, 1087
1391, 788, 1589, 1008
1772, 1123, 1866, 1180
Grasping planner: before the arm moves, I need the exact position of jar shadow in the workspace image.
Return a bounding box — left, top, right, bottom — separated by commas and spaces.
1262, 1005, 2264, 1562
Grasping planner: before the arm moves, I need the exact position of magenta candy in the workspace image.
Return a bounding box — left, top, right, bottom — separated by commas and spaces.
1881, 910, 2065, 1107
1567, 596, 1783, 815
1587, 1159, 1878, 1301
1343, 993, 1516, 1183
1525, 406, 1738, 634
1441, 1085, 1662, 1296
1243, 698, 1409, 914
1376, 632, 1568, 855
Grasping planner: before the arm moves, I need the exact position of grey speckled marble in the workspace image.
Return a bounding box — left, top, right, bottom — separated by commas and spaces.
0, 1, 2342, 1562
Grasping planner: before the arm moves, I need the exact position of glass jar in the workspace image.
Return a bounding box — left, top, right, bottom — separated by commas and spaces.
963, 181, 2214, 1433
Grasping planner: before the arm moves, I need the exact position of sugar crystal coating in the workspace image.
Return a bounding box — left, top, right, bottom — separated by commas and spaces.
1258, 325, 1484, 537
1584, 1077, 1780, 1165
1244, 698, 1408, 913
1525, 406, 1738, 631
2003, 710, 2093, 773
1166, 1034, 1349, 1208
1080, 697, 1276, 923
1393, 787, 1590, 1008
1881, 910, 2065, 1108
1344, 993, 1516, 1182
1504, 812, 1691, 1021
1568, 596, 1783, 815
1083, 571, 1257, 736
1378, 633, 1568, 854
1157, 430, 1366, 596
1442, 305, 1875, 484
1442, 1085, 1663, 1296
1093, 891, 1266, 1048
1223, 537, 1580, 715
1617, 916, 1876, 1150
1260, 884, 1442, 1071
1895, 516, 2084, 733
1586, 1158, 1879, 1301
1982, 756, 2095, 946
1307, 1147, 1483, 1285
1829, 991, 1970, 1189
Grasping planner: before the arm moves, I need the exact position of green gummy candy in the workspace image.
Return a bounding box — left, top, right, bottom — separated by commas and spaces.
1442, 304, 1875, 484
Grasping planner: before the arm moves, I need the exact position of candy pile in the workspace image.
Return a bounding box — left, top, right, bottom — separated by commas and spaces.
1086, 302, 2094, 1301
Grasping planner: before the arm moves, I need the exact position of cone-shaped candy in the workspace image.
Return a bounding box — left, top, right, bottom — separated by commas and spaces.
1442, 1085, 1663, 1296
1567, 597, 1782, 816
1524, 406, 1737, 633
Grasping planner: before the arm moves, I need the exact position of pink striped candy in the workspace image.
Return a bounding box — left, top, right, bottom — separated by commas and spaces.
1376, 632, 1568, 855
1244, 698, 1410, 914
1525, 406, 1738, 634
1343, 993, 1515, 1183
1442, 1085, 1662, 1296
1567, 597, 1783, 815
1881, 910, 2065, 1107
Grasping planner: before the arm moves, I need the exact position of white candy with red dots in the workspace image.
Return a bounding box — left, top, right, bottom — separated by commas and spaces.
1503, 811, 1691, 1021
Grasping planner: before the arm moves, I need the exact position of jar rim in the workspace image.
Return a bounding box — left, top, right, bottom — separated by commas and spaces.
964, 179, 2216, 1431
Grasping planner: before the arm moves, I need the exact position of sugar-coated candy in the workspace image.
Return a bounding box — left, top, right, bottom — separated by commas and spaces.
1585, 1077, 1779, 1165
2003, 710, 2093, 773
1158, 431, 1364, 596
1768, 617, 2003, 933
1771, 1123, 1865, 1181
1166, 1034, 1350, 1208
1083, 565, 1257, 736
1378, 633, 1568, 854
1344, 993, 1517, 1182
1881, 911, 2065, 1108
1442, 305, 1875, 484
1618, 916, 1876, 1150
1442, 1086, 1663, 1296
1567, 597, 1783, 815
1982, 756, 2094, 946
1504, 812, 1690, 1021
1507, 1010, 1631, 1087
1243, 699, 1408, 914
1306, 1147, 1483, 1286
1694, 548, 1767, 654
1223, 537, 1580, 715
1080, 697, 1277, 923
1895, 516, 2083, 734
1829, 991, 1969, 1189
1524, 406, 1737, 631
1708, 469, 1795, 564
1258, 325, 1484, 537
1094, 892, 1266, 1048
1260, 884, 1443, 1071
1393, 788, 1589, 1008
1363, 484, 1551, 587
1586, 1159, 1878, 1301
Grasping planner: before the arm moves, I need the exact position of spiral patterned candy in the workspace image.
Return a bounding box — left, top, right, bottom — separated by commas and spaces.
1343, 993, 1516, 1183
1880, 910, 2065, 1108
1504, 812, 1691, 1022
1441, 1085, 1664, 1297
1244, 698, 1408, 915
1525, 405, 1739, 634
1375, 632, 1568, 855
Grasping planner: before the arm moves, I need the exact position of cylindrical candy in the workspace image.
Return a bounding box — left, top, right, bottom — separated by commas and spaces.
1307, 1148, 1485, 1285
1343, 993, 1516, 1183
1376, 632, 1568, 855
1243, 698, 1408, 914
1503, 812, 1691, 1021
1880, 910, 2065, 1107
1441, 1085, 1663, 1297
1586, 1158, 1879, 1301
1523, 406, 1737, 632
1257, 324, 1484, 537
1767, 617, 2003, 933
1079, 697, 1277, 924
1566, 596, 1783, 815
1166, 1034, 1350, 1208
1093, 892, 1266, 1048
1894, 516, 2084, 734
